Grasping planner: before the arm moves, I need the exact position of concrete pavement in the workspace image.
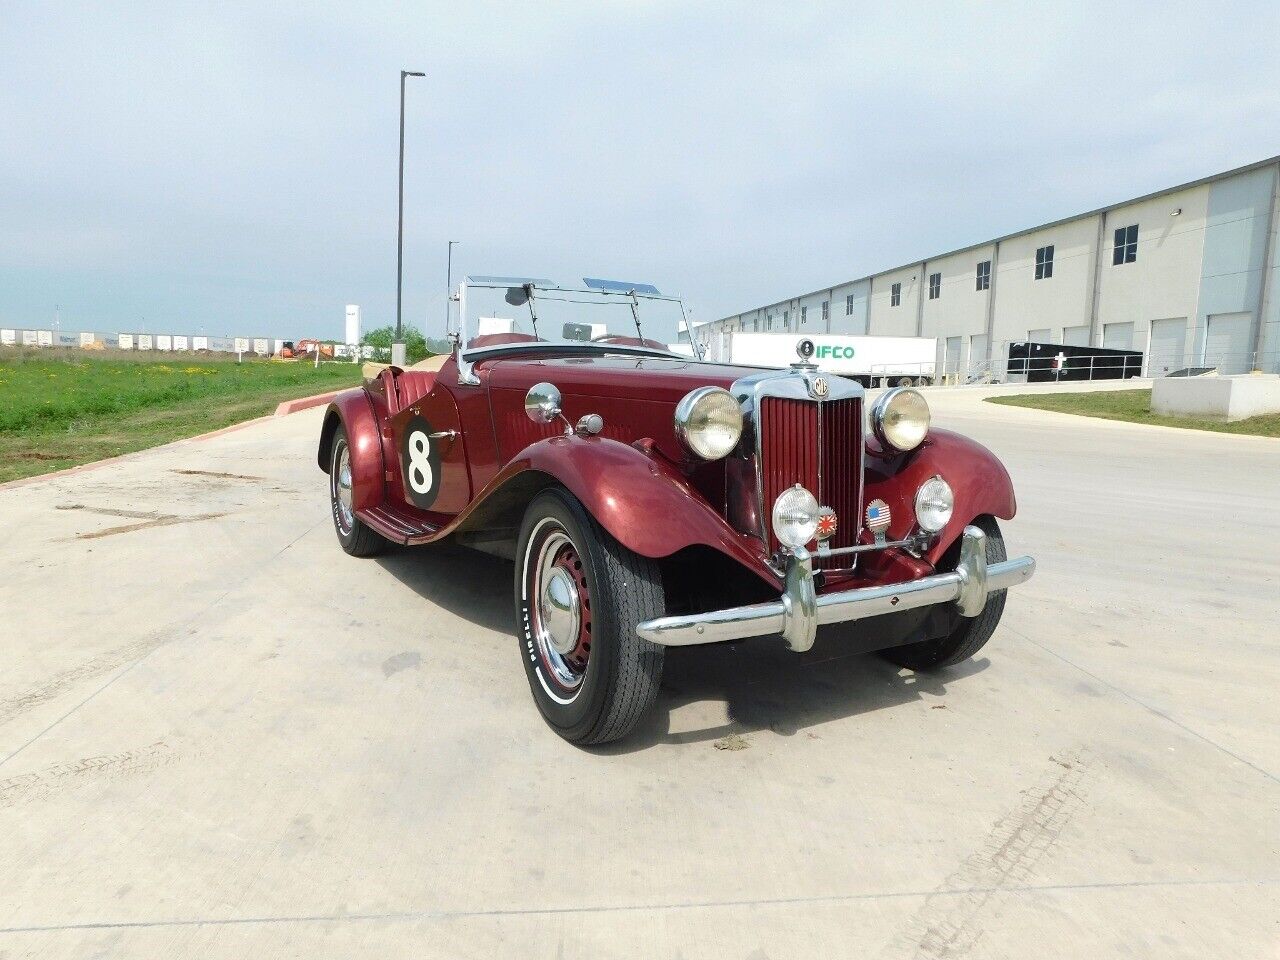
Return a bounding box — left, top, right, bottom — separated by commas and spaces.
1, 391, 1277, 958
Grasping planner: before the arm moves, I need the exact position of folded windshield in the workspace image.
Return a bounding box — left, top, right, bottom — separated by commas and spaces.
457, 278, 690, 352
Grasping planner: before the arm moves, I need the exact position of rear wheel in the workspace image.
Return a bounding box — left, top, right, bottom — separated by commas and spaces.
515, 488, 665, 745
329, 426, 387, 557
880, 515, 1007, 670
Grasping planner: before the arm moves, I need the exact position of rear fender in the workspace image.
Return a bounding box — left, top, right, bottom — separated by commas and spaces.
317, 389, 385, 513
863, 428, 1016, 567
458, 436, 777, 584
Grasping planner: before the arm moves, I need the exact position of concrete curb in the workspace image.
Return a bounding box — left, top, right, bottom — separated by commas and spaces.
0, 415, 281, 492
2, 391, 341, 492
274, 390, 343, 417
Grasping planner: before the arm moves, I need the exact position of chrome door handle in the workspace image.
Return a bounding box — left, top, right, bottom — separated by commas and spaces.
428, 430, 458, 442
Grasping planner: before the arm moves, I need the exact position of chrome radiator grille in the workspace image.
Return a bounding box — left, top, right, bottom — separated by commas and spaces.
759, 395, 863, 567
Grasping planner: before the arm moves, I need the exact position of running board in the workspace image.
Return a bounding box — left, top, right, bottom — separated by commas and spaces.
359, 505, 443, 545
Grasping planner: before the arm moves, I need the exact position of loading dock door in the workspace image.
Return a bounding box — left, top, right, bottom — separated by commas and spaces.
1203, 312, 1252, 374
1103, 321, 1134, 351
945, 336, 962, 377
1028, 328, 1052, 343
969, 334, 989, 378
1062, 325, 1090, 347
1147, 318, 1187, 377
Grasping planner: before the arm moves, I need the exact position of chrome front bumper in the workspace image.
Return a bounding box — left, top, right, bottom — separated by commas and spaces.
635, 525, 1035, 653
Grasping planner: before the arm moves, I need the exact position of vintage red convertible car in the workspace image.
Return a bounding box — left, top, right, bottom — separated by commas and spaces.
318, 278, 1035, 744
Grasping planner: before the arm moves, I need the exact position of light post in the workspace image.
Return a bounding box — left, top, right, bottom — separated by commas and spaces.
394, 69, 426, 367
445, 240, 458, 339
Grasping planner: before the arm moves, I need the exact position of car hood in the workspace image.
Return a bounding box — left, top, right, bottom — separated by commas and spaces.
484, 356, 753, 404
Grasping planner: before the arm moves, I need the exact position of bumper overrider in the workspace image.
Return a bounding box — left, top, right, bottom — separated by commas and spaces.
635, 525, 1035, 653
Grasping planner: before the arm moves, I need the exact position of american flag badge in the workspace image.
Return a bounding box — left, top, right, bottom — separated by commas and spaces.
865, 498, 892, 535
816, 506, 838, 541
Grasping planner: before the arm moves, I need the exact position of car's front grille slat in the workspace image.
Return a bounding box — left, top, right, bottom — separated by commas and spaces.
759, 395, 862, 568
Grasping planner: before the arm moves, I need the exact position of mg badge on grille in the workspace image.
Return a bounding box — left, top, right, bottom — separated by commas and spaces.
816, 507, 837, 541
865, 498, 891, 536
810, 376, 828, 399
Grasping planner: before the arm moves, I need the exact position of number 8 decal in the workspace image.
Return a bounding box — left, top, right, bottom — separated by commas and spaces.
407, 431, 433, 494
401, 414, 442, 509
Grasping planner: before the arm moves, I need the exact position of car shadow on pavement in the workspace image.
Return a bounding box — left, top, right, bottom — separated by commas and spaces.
375, 540, 990, 752
374, 539, 516, 635
598, 644, 990, 755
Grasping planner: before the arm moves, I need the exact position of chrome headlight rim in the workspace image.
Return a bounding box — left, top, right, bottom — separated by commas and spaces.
914, 474, 954, 533
772, 484, 819, 551
674, 386, 743, 461
870, 387, 930, 452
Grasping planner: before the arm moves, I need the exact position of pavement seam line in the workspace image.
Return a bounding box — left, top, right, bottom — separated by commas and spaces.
1008, 626, 1280, 786
0, 877, 1273, 934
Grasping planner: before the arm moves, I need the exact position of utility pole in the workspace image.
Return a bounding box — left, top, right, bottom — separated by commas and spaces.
394, 70, 426, 367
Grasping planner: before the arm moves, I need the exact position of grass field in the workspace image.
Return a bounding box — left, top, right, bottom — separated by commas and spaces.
0, 349, 362, 482
986, 387, 1280, 438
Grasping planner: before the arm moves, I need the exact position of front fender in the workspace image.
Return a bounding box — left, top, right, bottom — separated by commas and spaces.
317, 388, 385, 513
478, 435, 775, 581
863, 428, 1017, 567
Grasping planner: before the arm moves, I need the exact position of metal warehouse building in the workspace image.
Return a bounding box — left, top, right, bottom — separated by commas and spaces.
696, 155, 1280, 378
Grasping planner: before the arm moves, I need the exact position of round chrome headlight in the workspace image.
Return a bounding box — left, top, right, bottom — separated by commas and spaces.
772, 485, 819, 550
674, 386, 743, 460
914, 475, 954, 533
870, 387, 930, 452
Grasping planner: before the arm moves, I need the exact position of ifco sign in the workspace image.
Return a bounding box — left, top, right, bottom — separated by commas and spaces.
797, 338, 856, 362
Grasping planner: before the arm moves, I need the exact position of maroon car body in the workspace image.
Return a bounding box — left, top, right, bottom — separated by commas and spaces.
319, 282, 1034, 744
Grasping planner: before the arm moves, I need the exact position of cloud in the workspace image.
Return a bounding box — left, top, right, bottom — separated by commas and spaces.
1, 0, 1277, 338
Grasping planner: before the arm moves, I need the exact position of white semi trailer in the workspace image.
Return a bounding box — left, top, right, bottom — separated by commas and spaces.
716, 332, 937, 386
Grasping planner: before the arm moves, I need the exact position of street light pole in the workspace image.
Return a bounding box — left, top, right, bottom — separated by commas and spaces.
394, 69, 426, 367
445, 240, 457, 339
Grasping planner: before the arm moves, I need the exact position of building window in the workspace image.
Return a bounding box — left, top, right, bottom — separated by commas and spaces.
891, 282, 902, 307
1035, 244, 1054, 280
821, 300, 829, 322
928, 272, 941, 300
845, 294, 854, 315
765, 314, 772, 331
976, 260, 991, 291
1113, 224, 1138, 265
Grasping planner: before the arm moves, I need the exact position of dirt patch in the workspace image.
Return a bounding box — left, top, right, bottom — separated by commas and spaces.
57, 504, 161, 521
170, 469, 265, 482
73, 512, 226, 540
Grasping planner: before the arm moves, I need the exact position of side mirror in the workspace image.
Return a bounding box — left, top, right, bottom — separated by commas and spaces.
525, 382, 563, 424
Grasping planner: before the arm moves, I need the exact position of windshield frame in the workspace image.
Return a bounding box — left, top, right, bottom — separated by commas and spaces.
454, 280, 691, 351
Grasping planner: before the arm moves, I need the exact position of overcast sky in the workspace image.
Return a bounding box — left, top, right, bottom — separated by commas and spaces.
3, 1, 1278, 341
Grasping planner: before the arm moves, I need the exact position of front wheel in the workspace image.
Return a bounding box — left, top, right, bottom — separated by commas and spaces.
880, 516, 1008, 670
515, 488, 665, 745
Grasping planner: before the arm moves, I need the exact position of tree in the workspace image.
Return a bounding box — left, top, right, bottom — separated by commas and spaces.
361, 325, 431, 364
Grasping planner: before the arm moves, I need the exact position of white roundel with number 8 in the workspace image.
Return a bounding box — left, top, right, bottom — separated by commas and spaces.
407, 430, 434, 494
